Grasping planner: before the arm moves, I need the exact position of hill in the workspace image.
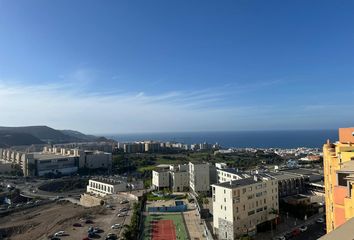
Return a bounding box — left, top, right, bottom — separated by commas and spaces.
59, 129, 101, 142
0, 126, 77, 143
0, 131, 44, 148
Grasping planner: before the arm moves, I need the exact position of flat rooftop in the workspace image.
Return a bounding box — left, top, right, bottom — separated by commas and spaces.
33, 153, 76, 161
213, 176, 269, 189
218, 168, 250, 177
90, 177, 125, 185
319, 217, 354, 240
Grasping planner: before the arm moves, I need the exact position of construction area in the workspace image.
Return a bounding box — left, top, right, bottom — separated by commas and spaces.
0, 195, 136, 240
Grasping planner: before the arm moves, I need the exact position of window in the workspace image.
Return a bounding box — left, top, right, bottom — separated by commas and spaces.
248, 210, 255, 216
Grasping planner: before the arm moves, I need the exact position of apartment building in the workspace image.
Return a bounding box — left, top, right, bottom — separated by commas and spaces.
123, 142, 144, 153
152, 164, 189, 192
0, 146, 112, 176
323, 127, 354, 233
144, 141, 160, 152
87, 178, 127, 197
170, 170, 189, 192
189, 162, 211, 193
212, 175, 278, 239
152, 169, 170, 190
78, 150, 112, 170
217, 168, 251, 183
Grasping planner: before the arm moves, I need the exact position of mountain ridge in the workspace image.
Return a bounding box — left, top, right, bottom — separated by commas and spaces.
0, 126, 107, 147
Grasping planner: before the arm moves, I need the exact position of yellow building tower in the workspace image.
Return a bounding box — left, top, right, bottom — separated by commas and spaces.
323, 128, 354, 233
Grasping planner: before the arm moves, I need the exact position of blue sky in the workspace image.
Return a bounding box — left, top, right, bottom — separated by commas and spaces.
0, 0, 354, 134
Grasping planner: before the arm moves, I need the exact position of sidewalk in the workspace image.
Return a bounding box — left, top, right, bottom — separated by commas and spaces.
255, 212, 324, 240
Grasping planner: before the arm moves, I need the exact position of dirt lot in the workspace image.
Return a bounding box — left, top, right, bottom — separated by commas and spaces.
0, 195, 136, 240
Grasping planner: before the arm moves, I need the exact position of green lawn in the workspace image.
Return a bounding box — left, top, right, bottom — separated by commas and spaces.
143, 213, 189, 240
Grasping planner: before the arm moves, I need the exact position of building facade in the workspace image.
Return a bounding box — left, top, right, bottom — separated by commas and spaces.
86, 178, 127, 197
152, 170, 170, 190
152, 164, 189, 192
323, 127, 354, 233
189, 162, 211, 193
212, 175, 279, 239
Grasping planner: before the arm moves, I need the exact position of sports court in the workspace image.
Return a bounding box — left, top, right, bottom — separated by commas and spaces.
143, 213, 189, 240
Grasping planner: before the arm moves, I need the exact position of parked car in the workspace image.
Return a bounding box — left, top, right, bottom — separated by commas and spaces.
105, 233, 117, 240
120, 199, 129, 204
73, 223, 82, 227
316, 218, 324, 223
111, 224, 122, 229
119, 207, 128, 212
54, 231, 65, 237
117, 213, 127, 217
85, 219, 94, 224
284, 232, 293, 239
51, 237, 61, 240
292, 228, 300, 236
299, 225, 308, 232
277, 236, 286, 240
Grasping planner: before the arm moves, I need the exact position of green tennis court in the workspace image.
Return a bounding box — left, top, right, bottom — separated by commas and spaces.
143, 213, 189, 240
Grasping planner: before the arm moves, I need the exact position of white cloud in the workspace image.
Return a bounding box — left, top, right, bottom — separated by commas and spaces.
0, 77, 352, 134
0, 80, 253, 133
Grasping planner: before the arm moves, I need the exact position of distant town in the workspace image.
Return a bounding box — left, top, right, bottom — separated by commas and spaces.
0, 125, 333, 240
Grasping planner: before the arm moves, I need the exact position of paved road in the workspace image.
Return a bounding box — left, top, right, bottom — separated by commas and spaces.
293, 222, 326, 240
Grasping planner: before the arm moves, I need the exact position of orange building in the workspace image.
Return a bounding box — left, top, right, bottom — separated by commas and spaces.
323, 128, 354, 233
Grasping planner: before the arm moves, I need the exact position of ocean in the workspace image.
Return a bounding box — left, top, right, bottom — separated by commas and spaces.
106, 129, 338, 149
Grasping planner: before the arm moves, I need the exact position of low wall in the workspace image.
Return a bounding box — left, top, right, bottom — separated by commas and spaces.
148, 204, 187, 212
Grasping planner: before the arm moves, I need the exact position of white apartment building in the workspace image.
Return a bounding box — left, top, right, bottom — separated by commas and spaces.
170, 171, 189, 192
212, 175, 279, 239
189, 162, 210, 193
217, 168, 251, 183
152, 164, 189, 192
87, 178, 127, 197
152, 170, 170, 190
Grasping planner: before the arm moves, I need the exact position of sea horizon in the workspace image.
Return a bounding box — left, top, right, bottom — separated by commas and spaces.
105, 129, 339, 149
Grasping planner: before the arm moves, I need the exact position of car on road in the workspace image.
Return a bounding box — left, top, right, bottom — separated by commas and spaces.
85, 219, 94, 224
117, 213, 127, 217
111, 224, 122, 229
299, 225, 308, 232
316, 218, 325, 223
51, 237, 61, 240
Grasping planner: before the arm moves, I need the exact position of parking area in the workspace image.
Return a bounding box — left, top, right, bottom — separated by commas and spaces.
0, 193, 137, 240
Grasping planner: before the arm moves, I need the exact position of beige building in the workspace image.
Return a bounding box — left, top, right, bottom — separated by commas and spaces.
189, 162, 211, 193
86, 178, 127, 197
0, 146, 112, 176
212, 175, 279, 239
78, 150, 112, 170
